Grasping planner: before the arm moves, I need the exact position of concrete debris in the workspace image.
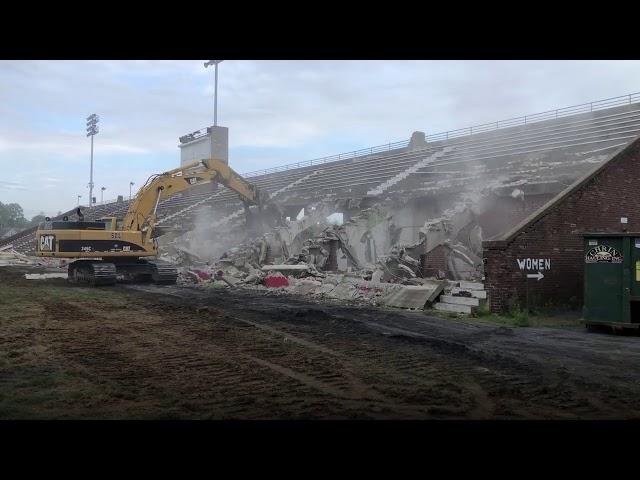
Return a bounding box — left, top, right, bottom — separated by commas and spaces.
262, 264, 310, 274
381, 280, 445, 310
161, 194, 490, 312
25, 273, 68, 280
0, 249, 67, 268
0, 250, 36, 266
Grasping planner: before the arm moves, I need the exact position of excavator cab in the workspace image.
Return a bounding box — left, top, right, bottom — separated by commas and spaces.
97, 217, 118, 231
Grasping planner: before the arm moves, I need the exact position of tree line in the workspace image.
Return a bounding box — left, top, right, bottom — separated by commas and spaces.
0, 202, 62, 230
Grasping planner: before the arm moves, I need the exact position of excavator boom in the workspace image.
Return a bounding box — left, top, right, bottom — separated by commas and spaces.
123, 159, 261, 235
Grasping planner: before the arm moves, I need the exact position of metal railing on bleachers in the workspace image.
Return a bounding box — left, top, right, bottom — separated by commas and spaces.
240, 92, 640, 178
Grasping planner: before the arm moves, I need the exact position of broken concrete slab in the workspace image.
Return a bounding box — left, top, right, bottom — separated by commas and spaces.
262, 264, 310, 273
324, 281, 358, 301
458, 281, 485, 291
214, 270, 241, 287
381, 281, 445, 310
288, 279, 323, 296
1, 250, 38, 267
24, 273, 68, 280
440, 294, 481, 307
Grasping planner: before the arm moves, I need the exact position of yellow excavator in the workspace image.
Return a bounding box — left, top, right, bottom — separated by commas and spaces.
35, 158, 277, 285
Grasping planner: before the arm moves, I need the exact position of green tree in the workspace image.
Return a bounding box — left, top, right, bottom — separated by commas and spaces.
30, 212, 47, 226
0, 202, 28, 229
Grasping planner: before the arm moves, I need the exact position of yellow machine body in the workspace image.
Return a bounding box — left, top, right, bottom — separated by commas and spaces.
34, 159, 267, 285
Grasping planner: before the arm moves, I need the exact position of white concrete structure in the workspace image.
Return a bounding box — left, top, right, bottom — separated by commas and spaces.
179, 125, 228, 166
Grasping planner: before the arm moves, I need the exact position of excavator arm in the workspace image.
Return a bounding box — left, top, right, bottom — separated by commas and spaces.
35, 158, 277, 286
122, 159, 262, 240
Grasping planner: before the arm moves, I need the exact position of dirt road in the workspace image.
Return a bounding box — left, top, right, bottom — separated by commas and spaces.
2, 265, 640, 419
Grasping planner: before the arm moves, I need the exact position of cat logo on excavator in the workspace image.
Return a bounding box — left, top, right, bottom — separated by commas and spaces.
40, 234, 55, 252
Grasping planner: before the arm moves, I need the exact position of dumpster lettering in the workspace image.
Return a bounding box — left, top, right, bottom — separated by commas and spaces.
585, 245, 622, 263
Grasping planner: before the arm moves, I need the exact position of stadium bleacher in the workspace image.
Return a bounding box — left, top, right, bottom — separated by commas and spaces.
4, 93, 640, 254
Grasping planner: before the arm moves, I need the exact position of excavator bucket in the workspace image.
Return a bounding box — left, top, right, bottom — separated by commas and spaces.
244, 192, 285, 236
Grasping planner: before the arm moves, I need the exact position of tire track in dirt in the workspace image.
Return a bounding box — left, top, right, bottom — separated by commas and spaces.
152, 286, 640, 419
4, 266, 640, 419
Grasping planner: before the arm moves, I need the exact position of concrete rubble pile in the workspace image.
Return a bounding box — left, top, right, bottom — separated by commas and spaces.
156, 192, 493, 311
161, 204, 453, 311
0, 245, 67, 268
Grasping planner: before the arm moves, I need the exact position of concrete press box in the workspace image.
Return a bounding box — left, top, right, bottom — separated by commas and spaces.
583, 233, 640, 328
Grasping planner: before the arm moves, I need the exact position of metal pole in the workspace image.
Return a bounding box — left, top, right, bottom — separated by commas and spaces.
89, 135, 94, 209
214, 62, 219, 126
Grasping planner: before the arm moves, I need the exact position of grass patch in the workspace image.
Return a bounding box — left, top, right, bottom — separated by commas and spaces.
472, 306, 529, 327
428, 302, 582, 328
471, 303, 581, 328
0, 281, 128, 309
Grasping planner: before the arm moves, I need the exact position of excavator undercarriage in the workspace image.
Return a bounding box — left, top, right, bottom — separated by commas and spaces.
67, 258, 178, 286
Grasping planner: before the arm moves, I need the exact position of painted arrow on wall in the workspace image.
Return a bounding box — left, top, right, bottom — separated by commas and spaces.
526, 271, 545, 281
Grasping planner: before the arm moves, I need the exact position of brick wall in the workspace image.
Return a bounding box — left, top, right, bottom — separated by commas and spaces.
483, 139, 640, 313
421, 244, 450, 277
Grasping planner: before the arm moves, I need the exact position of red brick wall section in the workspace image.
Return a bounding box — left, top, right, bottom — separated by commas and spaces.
483, 139, 640, 313
421, 244, 450, 278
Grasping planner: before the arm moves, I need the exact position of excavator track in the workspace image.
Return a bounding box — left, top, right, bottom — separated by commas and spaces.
109, 258, 178, 285
68, 260, 117, 286
148, 260, 178, 285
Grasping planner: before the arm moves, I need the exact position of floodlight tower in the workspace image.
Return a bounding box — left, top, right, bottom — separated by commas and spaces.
101, 186, 106, 205
204, 60, 224, 126
129, 181, 135, 201
86, 114, 100, 208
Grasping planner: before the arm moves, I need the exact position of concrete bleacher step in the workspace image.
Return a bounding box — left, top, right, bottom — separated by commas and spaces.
458, 281, 485, 291
440, 295, 481, 307
450, 287, 487, 299
209, 169, 324, 228
157, 191, 222, 225
432, 279, 487, 314
269, 169, 322, 198
366, 146, 453, 196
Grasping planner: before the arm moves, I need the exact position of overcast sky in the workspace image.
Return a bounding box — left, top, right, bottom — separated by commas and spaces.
1, 60, 639, 218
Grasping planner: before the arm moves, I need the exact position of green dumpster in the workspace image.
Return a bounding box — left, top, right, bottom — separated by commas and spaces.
583, 233, 640, 329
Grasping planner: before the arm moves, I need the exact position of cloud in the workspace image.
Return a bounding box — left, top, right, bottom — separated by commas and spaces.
0, 180, 27, 191
2, 60, 640, 215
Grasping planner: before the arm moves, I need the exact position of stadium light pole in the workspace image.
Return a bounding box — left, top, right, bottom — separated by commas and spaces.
204, 60, 223, 126
101, 186, 106, 205
77, 194, 82, 206
86, 114, 99, 208
129, 181, 135, 201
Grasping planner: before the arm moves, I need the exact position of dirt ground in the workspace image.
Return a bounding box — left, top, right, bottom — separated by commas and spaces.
2, 265, 640, 420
